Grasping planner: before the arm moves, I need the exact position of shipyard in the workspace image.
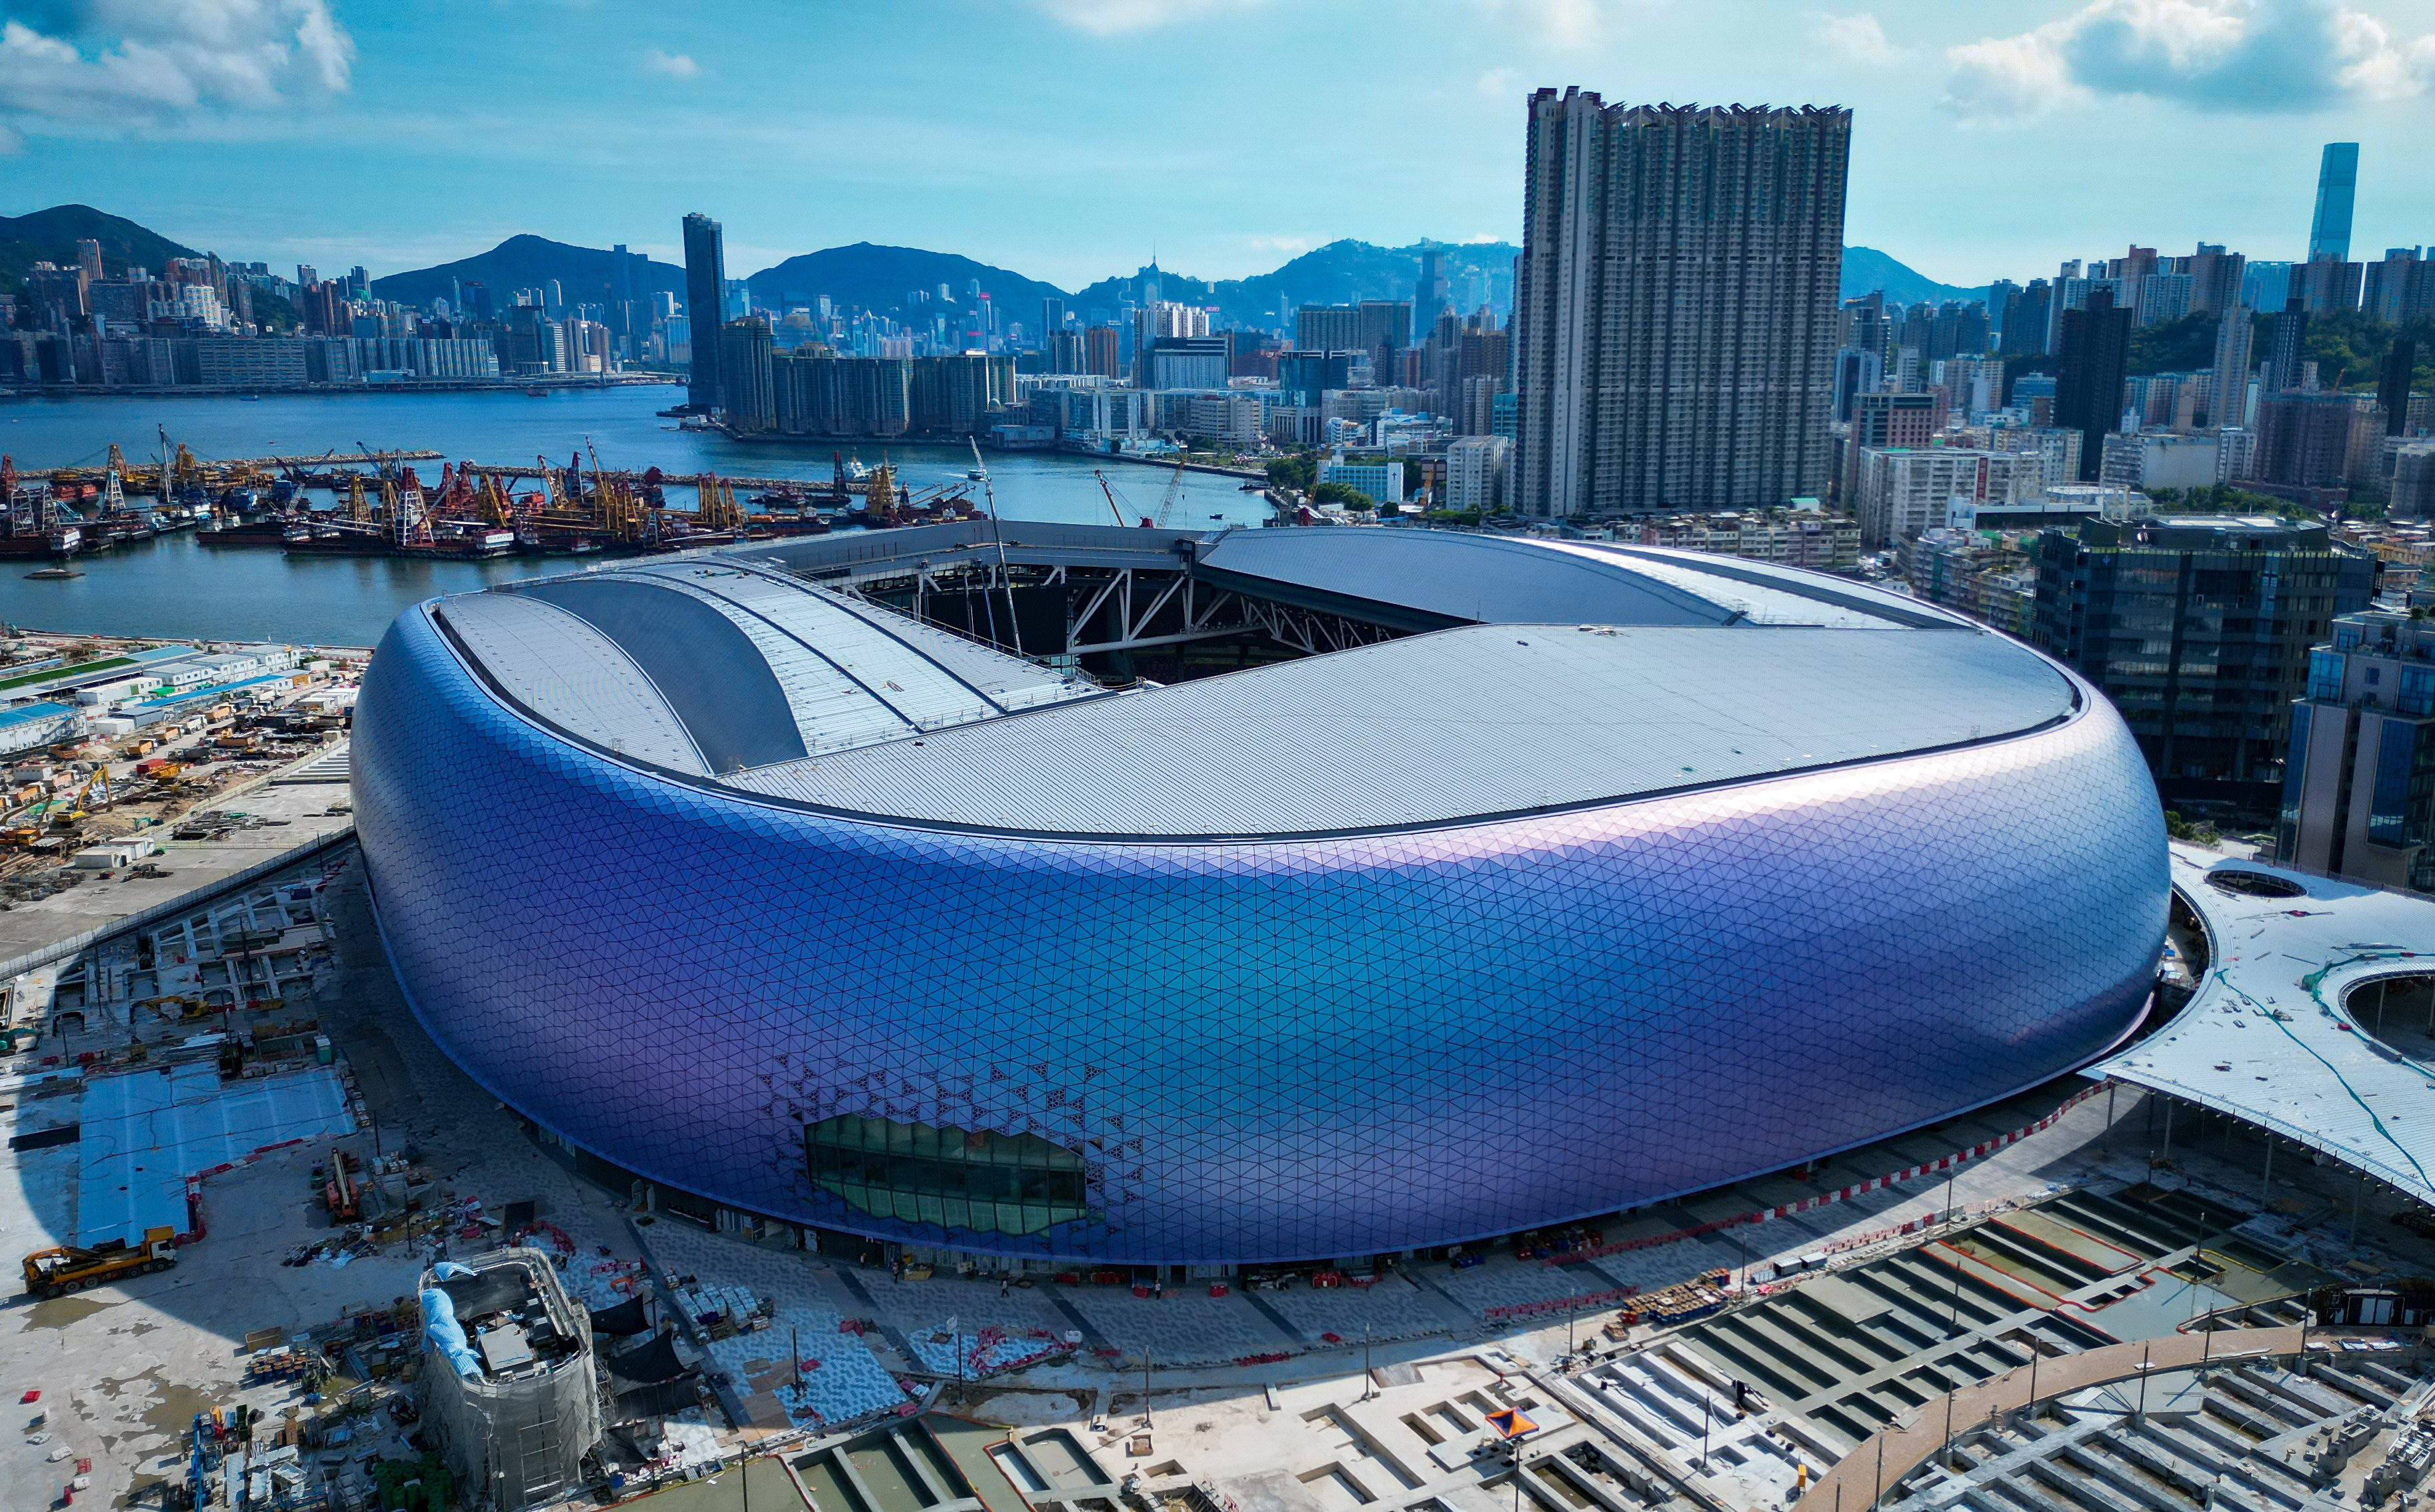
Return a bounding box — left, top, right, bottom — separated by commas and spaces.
0, 439, 1015, 569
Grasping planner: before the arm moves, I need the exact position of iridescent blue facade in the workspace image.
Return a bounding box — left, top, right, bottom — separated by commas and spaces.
355, 603, 2168, 1264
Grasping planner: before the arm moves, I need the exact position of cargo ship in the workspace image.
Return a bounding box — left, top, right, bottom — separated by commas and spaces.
282, 524, 519, 559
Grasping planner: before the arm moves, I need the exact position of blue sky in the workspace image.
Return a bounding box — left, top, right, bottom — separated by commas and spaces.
0, 0, 2430, 290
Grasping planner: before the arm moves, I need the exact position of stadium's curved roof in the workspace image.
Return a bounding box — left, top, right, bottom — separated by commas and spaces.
428, 527, 2079, 841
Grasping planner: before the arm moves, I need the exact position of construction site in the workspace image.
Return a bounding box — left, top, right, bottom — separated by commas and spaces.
5, 531, 2435, 1511
0, 800, 2428, 1512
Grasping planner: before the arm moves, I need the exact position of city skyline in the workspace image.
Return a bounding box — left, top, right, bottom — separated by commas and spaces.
0, 2, 2430, 288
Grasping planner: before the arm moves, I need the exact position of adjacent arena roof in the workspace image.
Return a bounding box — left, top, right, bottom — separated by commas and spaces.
430, 527, 2080, 840
2091, 846, 2435, 1210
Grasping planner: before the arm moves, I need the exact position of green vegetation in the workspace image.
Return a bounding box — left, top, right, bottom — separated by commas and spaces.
2005, 310, 2435, 399
2163, 810, 2223, 846
2292, 310, 2435, 394
1264, 453, 1318, 490
1421, 509, 1484, 526
0, 204, 199, 295
250, 287, 300, 334
1311, 481, 1374, 509
2129, 312, 2219, 375
0, 655, 135, 693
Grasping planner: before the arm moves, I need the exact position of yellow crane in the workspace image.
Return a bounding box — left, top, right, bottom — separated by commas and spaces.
1151, 457, 1187, 528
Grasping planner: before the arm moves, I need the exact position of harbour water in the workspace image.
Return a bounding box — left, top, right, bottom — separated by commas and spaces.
0, 386, 1271, 646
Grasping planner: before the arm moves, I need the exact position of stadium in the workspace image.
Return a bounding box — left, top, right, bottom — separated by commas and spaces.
351, 523, 2169, 1268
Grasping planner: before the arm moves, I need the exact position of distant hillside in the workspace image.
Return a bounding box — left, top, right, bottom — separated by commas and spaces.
369, 235, 685, 308
351, 228, 2000, 329
745, 243, 1070, 327
0, 204, 199, 293
1841, 246, 1989, 307
1067, 240, 1520, 331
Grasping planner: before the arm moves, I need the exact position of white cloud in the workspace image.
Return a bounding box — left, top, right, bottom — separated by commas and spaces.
1246, 234, 1312, 255
1474, 65, 1522, 99
1476, 0, 1619, 47
1942, 0, 2435, 125
0, 0, 352, 144
1814, 12, 1907, 65
643, 48, 700, 79
1029, 0, 1267, 35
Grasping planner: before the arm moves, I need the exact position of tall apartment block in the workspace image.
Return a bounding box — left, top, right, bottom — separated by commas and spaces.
1512, 88, 1848, 517
2054, 288, 2131, 481
682, 212, 727, 413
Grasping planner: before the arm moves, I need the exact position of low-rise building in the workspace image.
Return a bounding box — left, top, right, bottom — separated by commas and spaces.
0, 701, 84, 757
2098, 431, 2222, 492
1630, 508, 1860, 569
1317, 451, 1406, 506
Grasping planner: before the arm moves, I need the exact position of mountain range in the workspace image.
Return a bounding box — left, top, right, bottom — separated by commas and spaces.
5, 204, 1993, 320
0, 204, 199, 292
367, 234, 687, 309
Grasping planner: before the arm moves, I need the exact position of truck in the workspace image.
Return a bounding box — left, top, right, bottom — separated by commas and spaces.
23, 1227, 177, 1298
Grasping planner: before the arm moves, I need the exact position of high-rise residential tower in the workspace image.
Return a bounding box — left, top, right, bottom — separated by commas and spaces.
2210, 305, 2254, 429
2266, 299, 2311, 394
1513, 88, 1850, 517
2055, 287, 2131, 481
1416, 244, 1450, 327
2309, 143, 2359, 262
682, 212, 728, 413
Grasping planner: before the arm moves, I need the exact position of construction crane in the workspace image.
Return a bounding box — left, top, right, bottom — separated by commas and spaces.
1150, 457, 1187, 529
694, 473, 745, 533
1091, 469, 1132, 529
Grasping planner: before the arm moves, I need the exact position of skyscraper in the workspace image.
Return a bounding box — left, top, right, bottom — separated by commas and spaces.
1513, 89, 1849, 516
2210, 305, 2254, 429
2309, 143, 2359, 262
1416, 245, 1450, 327
682, 213, 728, 413
74, 239, 103, 283
2055, 287, 2131, 481
2383, 339, 2419, 436
2266, 300, 2310, 395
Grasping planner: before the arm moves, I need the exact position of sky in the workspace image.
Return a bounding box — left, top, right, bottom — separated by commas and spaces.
0, 0, 2430, 291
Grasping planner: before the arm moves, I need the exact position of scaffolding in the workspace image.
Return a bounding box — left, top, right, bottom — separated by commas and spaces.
417, 1247, 601, 1511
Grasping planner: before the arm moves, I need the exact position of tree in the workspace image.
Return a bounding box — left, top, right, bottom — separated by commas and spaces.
1264, 453, 1316, 490
1312, 481, 1374, 509
2128, 312, 2217, 375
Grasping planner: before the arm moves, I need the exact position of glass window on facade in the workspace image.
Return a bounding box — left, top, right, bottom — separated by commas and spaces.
807, 1115, 1089, 1237
2309, 649, 2346, 702
2401, 667, 2435, 719
2369, 722, 2420, 848
2277, 701, 2313, 860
